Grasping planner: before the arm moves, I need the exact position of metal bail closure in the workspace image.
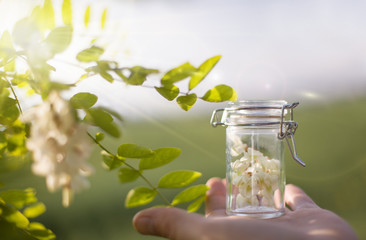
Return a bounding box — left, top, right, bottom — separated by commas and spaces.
210, 108, 226, 127
278, 102, 306, 167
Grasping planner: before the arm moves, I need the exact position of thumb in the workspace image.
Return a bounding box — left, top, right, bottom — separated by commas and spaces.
133, 207, 206, 240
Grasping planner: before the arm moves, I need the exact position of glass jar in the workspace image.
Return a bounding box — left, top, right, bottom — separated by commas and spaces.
211, 100, 304, 219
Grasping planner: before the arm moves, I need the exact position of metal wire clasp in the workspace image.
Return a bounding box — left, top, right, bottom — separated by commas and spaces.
210, 108, 226, 127
278, 102, 305, 167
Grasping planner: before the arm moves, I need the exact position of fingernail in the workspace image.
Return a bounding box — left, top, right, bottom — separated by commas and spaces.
133, 215, 154, 235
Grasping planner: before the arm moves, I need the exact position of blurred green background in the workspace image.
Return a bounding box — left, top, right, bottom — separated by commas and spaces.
1, 96, 366, 240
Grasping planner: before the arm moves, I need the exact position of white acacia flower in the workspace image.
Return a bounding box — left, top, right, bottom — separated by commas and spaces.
229, 135, 248, 157
23, 91, 94, 207
230, 146, 280, 209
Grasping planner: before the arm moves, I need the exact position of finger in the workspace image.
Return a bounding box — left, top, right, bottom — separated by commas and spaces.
133, 207, 205, 239
285, 184, 319, 210
205, 178, 226, 217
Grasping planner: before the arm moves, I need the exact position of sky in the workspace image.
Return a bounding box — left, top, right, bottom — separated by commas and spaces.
1, 0, 366, 119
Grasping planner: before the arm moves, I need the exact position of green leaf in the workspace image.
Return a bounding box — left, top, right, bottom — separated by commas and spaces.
117, 144, 154, 159
201, 84, 237, 102
102, 151, 124, 170
23, 202, 46, 218
161, 62, 196, 84
0, 188, 37, 209
101, 8, 107, 29
44, 26, 73, 55
95, 132, 104, 142
4, 59, 15, 72
189, 55, 221, 90
139, 147, 181, 170
96, 61, 114, 82
187, 196, 205, 212
30, 6, 43, 30
155, 84, 179, 101
62, 0, 72, 25
118, 167, 140, 183
84, 108, 120, 137
0, 203, 29, 229
0, 31, 15, 59
158, 170, 202, 188
0, 96, 20, 125
43, 0, 55, 30
98, 106, 123, 122
76, 46, 104, 62
122, 66, 159, 85
125, 187, 157, 208
70, 92, 98, 109
176, 93, 197, 111
48, 81, 73, 92
27, 222, 56, 240
84, 5, 91, 28
171, 184, 209, 206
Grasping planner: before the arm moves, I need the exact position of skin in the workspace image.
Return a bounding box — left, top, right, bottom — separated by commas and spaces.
133, 178, 359, 240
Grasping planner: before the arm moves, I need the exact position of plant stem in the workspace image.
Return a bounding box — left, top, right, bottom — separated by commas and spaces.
87, 132, 172, 206
5, 76, 23, 114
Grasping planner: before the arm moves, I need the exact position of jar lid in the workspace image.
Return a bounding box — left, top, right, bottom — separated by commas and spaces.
223, 100, 288, 126
211, 100, 293, 127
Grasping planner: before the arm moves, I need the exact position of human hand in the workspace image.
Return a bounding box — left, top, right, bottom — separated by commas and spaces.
133, 178, 358, 240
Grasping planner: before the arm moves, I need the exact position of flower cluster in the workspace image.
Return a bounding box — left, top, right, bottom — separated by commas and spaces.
230, 136, 280, 209
23, 91, 94, 207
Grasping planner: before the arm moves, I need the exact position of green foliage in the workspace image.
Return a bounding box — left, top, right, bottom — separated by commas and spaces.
23, 202, 46, 219
161, 62, 197, 84
77, 46, 104, 62
84, 6, 91, 28
84, 108, 120, 137
187, 196, 205, 212
172, 184, 209, 206
102, 151, 125, 170
155, 56, 236, 110
30, 0, 55, 32
118, 144, 154, 159
0, 188, 54, 239
0, 189, 37, 209
95, 132, 105, 142
70, 92, 98, 109
139, 147, 181, 170
123, 66, 159, 85
0, 90, 19, 125
0, 31, 15, 61
95, 61, 114, 82
101, 141, 204, 211
44, 26, 73, 55
27, 222, 55, 240
42, 0, 55, 30
201, 84, 237, 102
0, 1, 237, 238
189, 55, 221, 90
155, 84, 179, 101
62, 0, 72, 25
101, 9, 108, 29
0, 202, 30, 229
118, 167, 140, 183
158, 170, 202, 188
125, 187, 157, 208
176, 93, 197, 111
0, 119, 27, 173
